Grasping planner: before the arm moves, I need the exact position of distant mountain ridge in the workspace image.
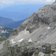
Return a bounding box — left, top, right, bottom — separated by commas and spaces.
0, 17, 25, 28
0, 17, 14, 26
7, 19, 25, 28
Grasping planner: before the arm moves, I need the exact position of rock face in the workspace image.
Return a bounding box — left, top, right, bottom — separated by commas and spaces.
16, 2, 56, 33
1, 1, 56, 56
11, 1, 56, 45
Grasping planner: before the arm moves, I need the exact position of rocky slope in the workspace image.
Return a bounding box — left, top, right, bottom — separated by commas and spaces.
1, 1, 56, 56
10, 1, 56, 45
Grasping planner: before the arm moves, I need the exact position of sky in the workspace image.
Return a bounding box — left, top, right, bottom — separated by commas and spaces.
0, 0, 55, 8
0, 0, 55, 5
0, 0, 55, 21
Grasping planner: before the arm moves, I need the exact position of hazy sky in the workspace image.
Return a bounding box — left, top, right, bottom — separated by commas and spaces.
0, 0, 55, 21
0, 0, 55, 11
0, 0, 55, 6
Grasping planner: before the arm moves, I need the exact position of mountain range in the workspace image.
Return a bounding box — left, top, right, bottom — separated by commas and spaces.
0, 17, 25, 28
1, 1, 56, 56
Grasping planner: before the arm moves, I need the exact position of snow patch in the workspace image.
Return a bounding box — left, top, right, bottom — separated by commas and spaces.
47, 26, 51, 30
10, 39, 16, 44
18, 38, 24, 42
28, 38, 32, 42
